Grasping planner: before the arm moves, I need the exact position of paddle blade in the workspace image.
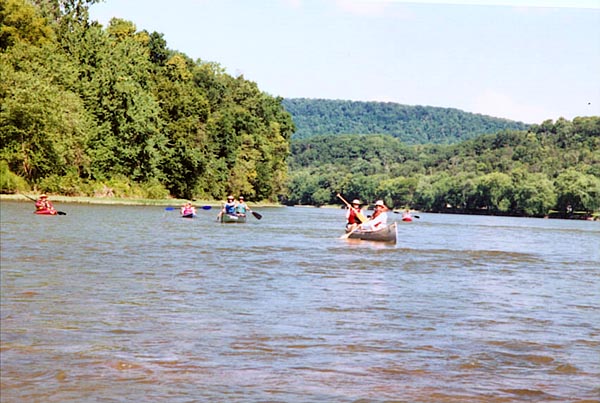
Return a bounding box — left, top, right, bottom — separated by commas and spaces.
165, 207, 175, 211
202, 205, 212, 210
341, 226, 360, 239
252, 211, 262, 220
57, 211, 67, 215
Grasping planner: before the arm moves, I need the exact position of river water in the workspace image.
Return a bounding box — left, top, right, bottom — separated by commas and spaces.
1, 200, 599, 403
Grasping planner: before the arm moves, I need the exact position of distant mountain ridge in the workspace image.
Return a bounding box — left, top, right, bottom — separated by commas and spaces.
282, 98, 530, 144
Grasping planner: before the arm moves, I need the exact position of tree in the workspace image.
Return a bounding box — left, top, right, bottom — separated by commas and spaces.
1, 37, 93, 183
555, 169, 600, 215
511, 171, 556, 216
474, 172, 512, 212
377, 176, 418, 209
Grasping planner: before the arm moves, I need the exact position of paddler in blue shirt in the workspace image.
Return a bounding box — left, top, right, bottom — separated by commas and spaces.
217, 195, 237, 220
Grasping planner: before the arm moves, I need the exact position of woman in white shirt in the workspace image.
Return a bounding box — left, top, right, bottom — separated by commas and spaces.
361, 200, 388, 231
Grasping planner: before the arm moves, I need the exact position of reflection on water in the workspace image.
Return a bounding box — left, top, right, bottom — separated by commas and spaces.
1, 201, 599, 402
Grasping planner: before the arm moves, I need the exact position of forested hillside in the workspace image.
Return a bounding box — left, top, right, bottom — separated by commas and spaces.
282, 98, 529, 144
1, 0, 294, 201
286, 117, 600, 218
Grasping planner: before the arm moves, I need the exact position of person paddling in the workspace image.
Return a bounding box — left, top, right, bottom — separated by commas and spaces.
217, 195, 237, 220
180, 202, 196, 217
361, 200, 389, 231
35, 194, 56, 214
235, 196, 252, 217
402, 208, 412, 221
346, 199, 365, 232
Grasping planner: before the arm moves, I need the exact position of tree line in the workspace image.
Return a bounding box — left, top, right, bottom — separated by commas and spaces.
281, 98, 529, 144
1, 0, 295, 201
285, 117, 600, 218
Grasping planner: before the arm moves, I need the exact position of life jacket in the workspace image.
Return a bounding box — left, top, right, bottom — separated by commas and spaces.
347, 208, 361, 224
36, 200, 53, 211
235, 203, 247, 214
224, 202, 236, 214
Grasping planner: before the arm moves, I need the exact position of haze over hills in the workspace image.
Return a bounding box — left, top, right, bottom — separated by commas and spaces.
282, 98, 530, 144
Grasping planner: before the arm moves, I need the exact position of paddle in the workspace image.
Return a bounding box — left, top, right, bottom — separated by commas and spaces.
21, 193, 38, 202
340, 224, 362, 239
251, 211, 262, 220
336, 193, 368, 223
22, 193, 67, 215
165, 205, 211, 211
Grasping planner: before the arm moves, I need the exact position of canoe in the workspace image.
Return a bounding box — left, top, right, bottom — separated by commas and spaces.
181, 213, 196, 218
221, 213, 247, 223
346, 222, 397, 243
34, 209, 57, 215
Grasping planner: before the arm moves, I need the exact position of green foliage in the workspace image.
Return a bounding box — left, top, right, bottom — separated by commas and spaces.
511, 171, 556, 216
0, 40, 94, 182
554, 169, 600, 215
282, 98, 529, 144
0, 160, 29, 193
475, 172, 513, 212
287, 118, 600, 217
38, 171, 93, 196
0, 0, 55, 50
1, 1, 294, 201
140, 179, 170, 199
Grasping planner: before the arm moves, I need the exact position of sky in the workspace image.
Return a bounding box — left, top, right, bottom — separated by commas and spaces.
88, 0, 600, 124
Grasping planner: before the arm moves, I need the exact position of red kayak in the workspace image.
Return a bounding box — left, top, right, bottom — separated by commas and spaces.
34, 208, 58, 215
402, 216, 413, 222
34, 209, 65, 215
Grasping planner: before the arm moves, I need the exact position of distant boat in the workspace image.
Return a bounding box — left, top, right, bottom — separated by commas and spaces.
345, 222, 397, 243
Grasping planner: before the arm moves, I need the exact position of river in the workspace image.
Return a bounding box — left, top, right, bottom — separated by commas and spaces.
1, 200, 599, 402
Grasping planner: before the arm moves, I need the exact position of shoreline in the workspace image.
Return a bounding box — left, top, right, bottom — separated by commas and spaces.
0, 194, 281, 208
2, 194, 596, 220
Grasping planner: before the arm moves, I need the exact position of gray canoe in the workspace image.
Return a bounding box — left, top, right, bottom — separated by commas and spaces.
346, 222, 397, 243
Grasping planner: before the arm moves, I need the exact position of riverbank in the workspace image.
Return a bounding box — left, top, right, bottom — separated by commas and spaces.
426, 206, 599, 221
0, 194, 281, 208
3, 194, 597, 220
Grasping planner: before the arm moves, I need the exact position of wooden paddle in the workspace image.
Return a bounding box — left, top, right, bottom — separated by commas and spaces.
340, 224, 362, 239
336, 193, 368, 223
